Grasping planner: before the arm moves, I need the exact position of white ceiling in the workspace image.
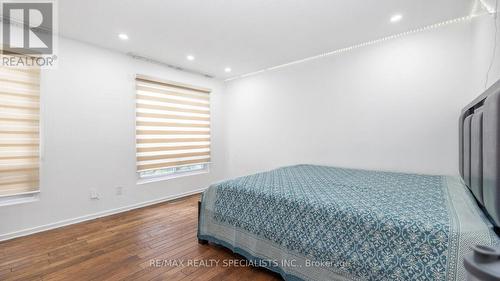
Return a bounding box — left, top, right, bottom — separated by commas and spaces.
58, 0, 477, 79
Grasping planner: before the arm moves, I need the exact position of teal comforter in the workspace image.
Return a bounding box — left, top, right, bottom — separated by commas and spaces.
199, 165, 499, 281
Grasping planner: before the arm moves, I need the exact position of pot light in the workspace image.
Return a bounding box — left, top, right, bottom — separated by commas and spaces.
224, 67, 232, 73
186, 55, 195, 61
390, 14, 403, 23
118, 33, 129, 40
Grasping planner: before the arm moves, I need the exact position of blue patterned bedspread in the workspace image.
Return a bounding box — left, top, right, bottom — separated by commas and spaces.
198, 165, 499, 281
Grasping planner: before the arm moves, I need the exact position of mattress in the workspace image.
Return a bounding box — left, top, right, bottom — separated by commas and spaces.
198, 165, 500, 281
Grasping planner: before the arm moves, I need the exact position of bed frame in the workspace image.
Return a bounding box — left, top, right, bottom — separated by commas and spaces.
197, 201, 208, 245
459, 79, 500, 229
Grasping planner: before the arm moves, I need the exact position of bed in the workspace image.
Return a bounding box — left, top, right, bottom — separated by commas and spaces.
198, 81, 500, 281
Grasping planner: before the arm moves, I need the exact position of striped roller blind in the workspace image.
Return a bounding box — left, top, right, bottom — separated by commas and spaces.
0, 57, 40, 197
135, 75, 211, 174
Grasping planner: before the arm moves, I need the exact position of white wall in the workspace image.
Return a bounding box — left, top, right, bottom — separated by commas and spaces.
223, 17, 497, 178
0, 38, 227, 239
472, 10, 500, 90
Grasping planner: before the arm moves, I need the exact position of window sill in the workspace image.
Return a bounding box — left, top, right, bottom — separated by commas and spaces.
0, 192, 40, 207
137, 169, 209, 185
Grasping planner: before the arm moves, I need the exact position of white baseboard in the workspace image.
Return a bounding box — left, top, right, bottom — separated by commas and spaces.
0, 187, 207, 242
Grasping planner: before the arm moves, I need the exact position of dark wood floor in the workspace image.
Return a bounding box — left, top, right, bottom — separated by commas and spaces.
0, 194, 282, 281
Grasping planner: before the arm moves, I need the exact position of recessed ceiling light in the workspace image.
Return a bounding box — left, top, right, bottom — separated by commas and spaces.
390, 14, 403, 23
186, 55, 195, 61
224, 67, 232, 73
118, 33, 129, 40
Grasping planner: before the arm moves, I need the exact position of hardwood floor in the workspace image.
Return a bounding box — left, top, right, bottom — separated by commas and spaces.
0, 194, 282, 281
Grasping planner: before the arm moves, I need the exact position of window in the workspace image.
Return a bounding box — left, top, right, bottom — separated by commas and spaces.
135, 75, 211, 181
0, 55, 40, 198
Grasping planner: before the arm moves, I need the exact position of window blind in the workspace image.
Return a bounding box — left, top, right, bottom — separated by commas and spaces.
135, 75, 211, 173
0, 57, 40, 197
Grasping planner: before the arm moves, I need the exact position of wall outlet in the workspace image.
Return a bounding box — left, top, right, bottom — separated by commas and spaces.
116, 186, 123, 196
90, 189, 100, 200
